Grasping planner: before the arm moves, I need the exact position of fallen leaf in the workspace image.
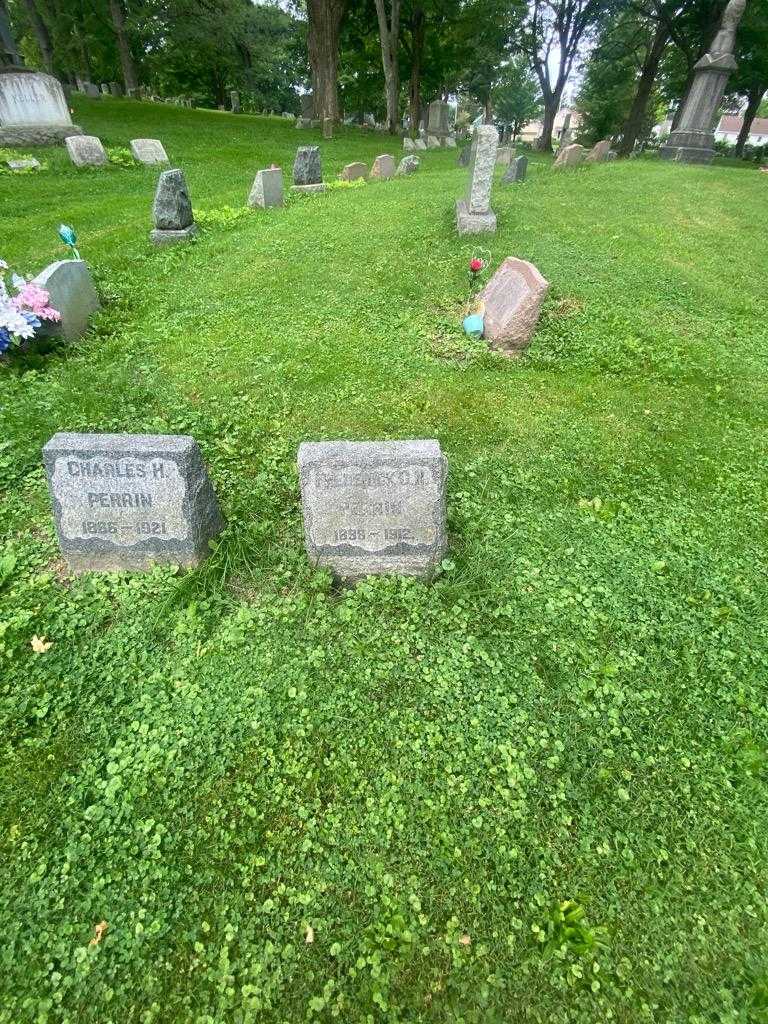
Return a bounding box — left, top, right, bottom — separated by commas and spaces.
459, 934, 471, 946
305, 925, 314, 944
31, 635, 53, 654
90, 921, 108, 946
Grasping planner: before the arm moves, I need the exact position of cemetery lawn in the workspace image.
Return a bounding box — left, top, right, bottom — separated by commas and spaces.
2, 97, 768, 1024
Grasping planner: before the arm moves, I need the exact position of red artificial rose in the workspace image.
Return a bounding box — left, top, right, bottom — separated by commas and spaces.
469, 258, 483, 272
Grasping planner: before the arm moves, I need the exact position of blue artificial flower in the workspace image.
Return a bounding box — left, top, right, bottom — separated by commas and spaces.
22, 311, 41, 330
0, 327, 12, 353
58, 224, 77, 246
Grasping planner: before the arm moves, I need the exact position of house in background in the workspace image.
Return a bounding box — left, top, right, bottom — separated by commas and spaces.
519, 107, 582, 146
714, 115, 768, 146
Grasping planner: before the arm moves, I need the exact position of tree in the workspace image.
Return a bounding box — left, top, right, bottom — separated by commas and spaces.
725, 3, 768, 156
521, 0, 618, 152
306, 0, 347, 120
492, 56, 541, 140
21, 0, 54, 73
456, 0, 521, 122
373, 0, 400, 132
107, 0, 137, 92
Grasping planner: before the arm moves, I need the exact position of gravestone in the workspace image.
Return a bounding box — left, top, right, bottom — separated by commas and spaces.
456, 124, 498, 235
32, 260, 99, 341
445, 135, 457, 148
310, 119, 321, 129
502, 154, 527, 184
496, 146, 512, 166
65, 134, 107, 167
413, 138, 426, 151
553, 143, 585, 169
295, 117, 309, 129
247, 167, 284, 208
83, 82, 100, 99
427, 135, 441, 149
297, 440, 447, 580
43, 433, 224, 572
300, 93, 314, 119
323, 117, 333, 139
585, 139, 611, 163
0, 70, 84, 146
606, 150, 618, 161
403, 136, 415, 151
395, 155, 419, 176
370, 153, 395, 180
130, 138, 169, 165
150, 167, 197, 245
100, 83, 110, 95
109, 81, 123, 97
230, 90, 240, 113
6, 156, 40, 170
425, 100, 450, 140
477, 257, 549, 356
339, 161, 367, 181
292, 145, 325, 193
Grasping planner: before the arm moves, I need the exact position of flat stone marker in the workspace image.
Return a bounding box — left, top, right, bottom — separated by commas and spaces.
43, 433, 224, 572
456, 124, 498, 235
585, 139, 612, 163
370, 154, 395, 180
298, 440, 447, 580
292, 145, 325, 193
339, 161, 367, 181
248, 167, 284, 208
477, 257, 549, 356
396, 155, 419, 176
413, 138, 427, 151
151, 167, 197, 245
553, 143, 586, 169
32, 260, 99, 341
502, 154, 527, 184
130, 138, 169, 165
403, 137, 415, 151
6, 157, 40, 170
65, 135, 107, 167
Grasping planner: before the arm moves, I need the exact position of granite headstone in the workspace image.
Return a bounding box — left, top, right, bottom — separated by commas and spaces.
502, 154, 527, 184
477, 257, 549, 356
130, 138, 169, 165
456, 124, 498, 235
65, 134, 107, 167
370, 153, 395, 180
150, 167, 197, 245
32, 260, 99, 341
395, 155, 420, 176
248, 167, 284, 208
292, 145, 325, 193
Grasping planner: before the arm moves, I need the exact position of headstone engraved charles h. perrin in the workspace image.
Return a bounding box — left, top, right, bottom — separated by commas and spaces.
43, 433, 224, 572
298, 440, 447, 580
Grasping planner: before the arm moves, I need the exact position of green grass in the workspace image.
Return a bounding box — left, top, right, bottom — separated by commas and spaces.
1, 96, 767, 1023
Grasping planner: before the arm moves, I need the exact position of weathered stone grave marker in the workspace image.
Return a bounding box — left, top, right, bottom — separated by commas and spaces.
456, 124, 498, 235
150, 167, 197, 245
297, 440, 447, 580
323, 117, 333, 139
339, 161, 367, 181
230, 90, 241, 113
396, 155, 419, 176
477, 257, 549, 356
502, 154, 527, 184
585, 139, 611, 163
130, 138, 169, 165
292, 145, 325, 193
65, 134, 107, 167
553, 143, 586, 169
43, 433, 224, 572
248, 167, 284, 208
33, 260, 99, 341
0, 69, 84, 146
370, 154, 395, 180
403, 137, 415, 151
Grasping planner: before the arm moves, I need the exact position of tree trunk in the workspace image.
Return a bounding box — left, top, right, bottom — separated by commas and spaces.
108, 0, 137, 92
306, 0, 346, 122
374, 0, 400, 134
618, 21, 668, 157
735, 85, 764, 156
407, 6, 424, 135
484, 94, 492, 123
537, 94, 558, 151
22, 0, 54, 72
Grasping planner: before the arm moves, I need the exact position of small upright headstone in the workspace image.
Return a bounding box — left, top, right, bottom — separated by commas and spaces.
295, 117, 309, 129
553, 143, 586, 169
130, 138, 169, 165
32, 260, 99, 341
502, 154, 527, 184
585, 139, 611, 163
403, 137, 415, 151
43, 433, 224, 573
100, 83, 110, 95
150, 168, 197, 245
297, 440, 447, 581
413, 138, 427, 151
425, 100, 450, 140
248, 167, 284, 208
456, 124, 498, 235
310, 119, 321, 129
339, 161, 367, 181
109, 82, 123, 97
606, 150, 618, 161
496, 146, 512, 166
323, 117, 333, 139
426, 135, 441, 149
395, 155, 419, 176
477, 257, 549, 356
369, 154, 395, 180
230, 90, 240, 113
445, 135, 457, 148
292, 145, 325, 193
301, 94, 314, 119
65, 135, 107, 167
83, 83, 101, 99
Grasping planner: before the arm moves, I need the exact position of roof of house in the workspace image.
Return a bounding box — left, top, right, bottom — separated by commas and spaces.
717, 115, 768, 134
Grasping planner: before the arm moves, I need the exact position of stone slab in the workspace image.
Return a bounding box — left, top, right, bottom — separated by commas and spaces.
339, 161, 367, 181
152, 167, 194, 229
293, 144, 322, 185
323, 117, 333, 139
297, 440, 447, 580
396, 155, 419, 176
0, 71, 73, 127
130, 138, 169, 165
403, 137, 415, 151
370, 154, 395, 180
477, 257, 549, 355
427, 135, 441, 149
6, 157, 41, 170
466, 124, 498, 215
150, 225, 198, 246
0, 123, 83, 145
456, 198, 496, 235
291, 183, 326, 194
496, 146, 512, 165
445, 136, 457, 148
502, 154, 527, 184
32, 260, 99, 341
553, 143, 586, 168
43, 432, 224, 572
248, 167, 284, 207
65, 134, 107, 167
585, 139, 611, 163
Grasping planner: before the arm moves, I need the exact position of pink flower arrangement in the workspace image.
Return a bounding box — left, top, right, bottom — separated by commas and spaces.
11, 281, 61, 323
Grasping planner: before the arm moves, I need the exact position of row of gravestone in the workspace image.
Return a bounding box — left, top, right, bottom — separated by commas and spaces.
42, 433, 447, 581
65, 135, 170, 168
403, 136, 457, 152
553, 139, 616, 168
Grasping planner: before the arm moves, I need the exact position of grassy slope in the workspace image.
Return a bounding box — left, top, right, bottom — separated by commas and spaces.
1, 97, 767, 1023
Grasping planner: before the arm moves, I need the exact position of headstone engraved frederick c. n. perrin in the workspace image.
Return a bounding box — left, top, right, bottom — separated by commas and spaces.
43, 433, 224, 572
298, 440, 447, 580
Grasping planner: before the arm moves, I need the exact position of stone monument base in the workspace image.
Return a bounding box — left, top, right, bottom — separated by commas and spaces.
291, 183, 326, 194
0, 123, 83, 146
456, 198, 496, 235
150, 225, 198, 246
659, 129, 715, 164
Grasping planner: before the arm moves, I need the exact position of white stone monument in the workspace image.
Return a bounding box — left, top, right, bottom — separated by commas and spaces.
0, 69, 83, 146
